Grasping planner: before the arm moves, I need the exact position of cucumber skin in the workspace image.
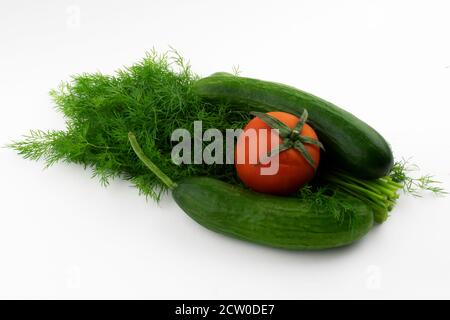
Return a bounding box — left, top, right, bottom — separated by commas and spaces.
193, 74, 394, 179
173, 177, 374, 250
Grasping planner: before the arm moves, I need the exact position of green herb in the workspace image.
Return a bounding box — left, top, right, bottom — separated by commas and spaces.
10, 50, 249, 200
320, 170, 401, 223
319, 160, 446, 223
390, 159, 447, 196
297, 185, 357, 223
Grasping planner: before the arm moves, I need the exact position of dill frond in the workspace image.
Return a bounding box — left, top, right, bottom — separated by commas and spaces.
297, 185, 359, 224
390, 159, 447, 197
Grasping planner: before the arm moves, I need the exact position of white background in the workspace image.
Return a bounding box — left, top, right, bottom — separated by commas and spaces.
1, 0, 450, 299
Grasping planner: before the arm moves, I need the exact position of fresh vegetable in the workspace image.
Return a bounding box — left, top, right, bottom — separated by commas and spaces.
235, 110, 322, 195
128, 132, 374, 250
193, 73, 394, 179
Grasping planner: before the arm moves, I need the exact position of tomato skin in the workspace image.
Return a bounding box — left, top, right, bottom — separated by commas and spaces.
235, 111, 320, 195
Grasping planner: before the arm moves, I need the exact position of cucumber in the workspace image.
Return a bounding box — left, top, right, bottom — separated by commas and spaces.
128, 132, 374, 250
193, 73, 394, 179
173, 177, 374, 250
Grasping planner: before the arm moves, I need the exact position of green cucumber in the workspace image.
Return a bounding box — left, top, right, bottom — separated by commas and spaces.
128, 132, 374, 250
173, 176, 374, 250
193, 73, 394, 179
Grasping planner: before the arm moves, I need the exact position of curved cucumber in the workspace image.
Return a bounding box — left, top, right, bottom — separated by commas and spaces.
173, 177, 374, 250
128, 132, 373, 250
193, 74, 394, 179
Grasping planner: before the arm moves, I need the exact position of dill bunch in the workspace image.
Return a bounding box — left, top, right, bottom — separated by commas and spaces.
10, 50, 249, 199
318, 160, 446, 223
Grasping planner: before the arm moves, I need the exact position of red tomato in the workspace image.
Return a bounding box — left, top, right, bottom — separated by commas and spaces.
235, 111, 321, 195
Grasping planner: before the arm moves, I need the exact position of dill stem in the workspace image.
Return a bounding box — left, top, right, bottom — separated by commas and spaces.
324, 176, 386, 202
333, 171, 399, 199
366, 182, 398, 199
128, 132, 177, 190
334, 171, 390, 196
341, 186, 387, 210
373, 178, 402, 191
334, 185, 388, 223
383, 177, 403, 189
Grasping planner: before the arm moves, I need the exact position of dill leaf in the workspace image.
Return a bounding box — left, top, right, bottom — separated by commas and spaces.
390, 159, 447, 197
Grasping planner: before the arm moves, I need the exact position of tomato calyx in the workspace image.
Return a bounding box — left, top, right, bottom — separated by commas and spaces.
250, 109, 325, 169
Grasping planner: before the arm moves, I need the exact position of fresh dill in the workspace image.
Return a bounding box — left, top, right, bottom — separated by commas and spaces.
319, 160, 446, 223
390, 158, 447, 196
10, 49, 249, 200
